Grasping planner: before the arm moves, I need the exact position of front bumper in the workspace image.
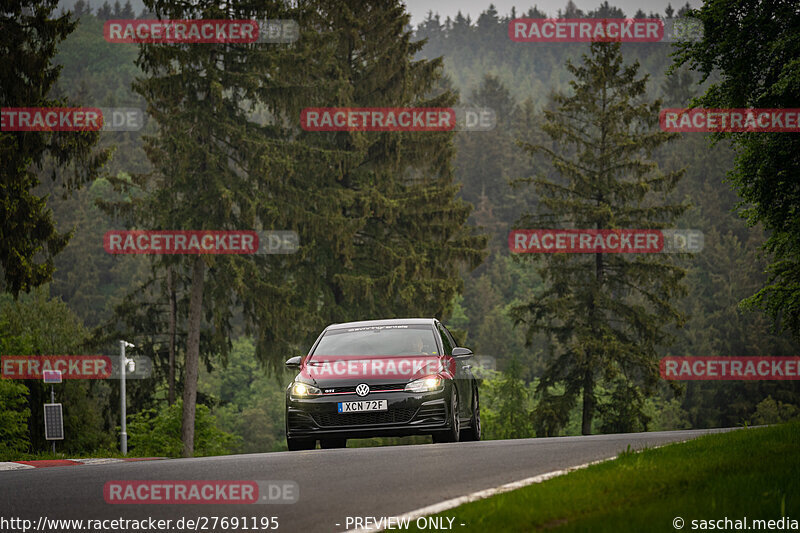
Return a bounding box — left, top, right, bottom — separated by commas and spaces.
286, 389, 450, 439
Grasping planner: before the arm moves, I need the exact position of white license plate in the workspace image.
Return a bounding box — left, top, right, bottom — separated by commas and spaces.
338, 400, 388, 413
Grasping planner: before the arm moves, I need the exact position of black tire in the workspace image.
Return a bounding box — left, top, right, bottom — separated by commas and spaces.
287, 437, 316, 451
320, 438, 347, 449
460, 387, 481, 441
432, 387, 460, 443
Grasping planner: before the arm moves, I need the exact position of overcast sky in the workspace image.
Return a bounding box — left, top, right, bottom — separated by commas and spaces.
402, 0, 703, 25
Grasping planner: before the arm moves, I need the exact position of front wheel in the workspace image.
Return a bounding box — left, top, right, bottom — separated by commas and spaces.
432, 387, 460, 443
460, 388, 481, 441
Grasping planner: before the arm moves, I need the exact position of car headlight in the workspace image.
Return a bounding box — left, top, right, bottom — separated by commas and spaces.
291, 382, 321, 398
404, 376, 443, 393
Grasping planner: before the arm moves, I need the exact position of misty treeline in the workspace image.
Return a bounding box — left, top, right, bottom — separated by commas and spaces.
1, 0, 798, 458
415, 0, 800, 436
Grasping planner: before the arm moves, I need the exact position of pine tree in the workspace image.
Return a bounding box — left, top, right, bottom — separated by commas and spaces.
512, 42, 688, 435
559, 1, 584, 18
589, 1, 625, 18
121, 1, 134, 19
456, 74, 520, 251
661, 67, 696, 107
415, 11, 445, 53
105, 0, 486, 455
297, 0, 487, 325
0, 0, 110, 296
96, 2, 112, 20
115, 0, 337, 456
72, 0, 90, 17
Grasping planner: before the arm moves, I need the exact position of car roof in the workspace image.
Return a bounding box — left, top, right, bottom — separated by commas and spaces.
325, 318, 437, 331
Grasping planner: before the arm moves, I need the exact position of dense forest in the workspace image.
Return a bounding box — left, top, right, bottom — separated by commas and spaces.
1, 0, 798, 459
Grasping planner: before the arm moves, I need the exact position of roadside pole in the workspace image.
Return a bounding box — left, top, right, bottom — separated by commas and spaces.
120, 340, 135, 455
42, 370, 63, 453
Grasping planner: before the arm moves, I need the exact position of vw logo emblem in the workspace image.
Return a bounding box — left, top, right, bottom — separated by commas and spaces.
355, 383, 370, 397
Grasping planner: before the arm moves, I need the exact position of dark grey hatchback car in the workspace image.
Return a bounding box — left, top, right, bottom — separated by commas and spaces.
285, 318, 481, 450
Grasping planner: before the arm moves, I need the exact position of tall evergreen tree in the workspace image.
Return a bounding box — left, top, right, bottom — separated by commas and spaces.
512, 42, 688, 435
456, 74, 535, 252
96, 2, 112, 20
0, 0, 110, 296
299, 0, 486, 325
72, 0, 90, 17
589, 1, 625, 18
121, 1, 134, 19
115, 0, 335, 456
660, 67, 696, 107
109, 0, 485, 455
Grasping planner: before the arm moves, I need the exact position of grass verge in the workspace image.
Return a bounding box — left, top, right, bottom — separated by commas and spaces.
407, 423, 800, 532
0, 449, 137, 462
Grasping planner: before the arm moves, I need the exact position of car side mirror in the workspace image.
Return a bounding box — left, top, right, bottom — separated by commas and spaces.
452, 347, 473, 359
285, 356, 302, 369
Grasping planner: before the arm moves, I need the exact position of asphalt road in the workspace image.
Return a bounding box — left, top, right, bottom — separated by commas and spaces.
0, 428, 735, 533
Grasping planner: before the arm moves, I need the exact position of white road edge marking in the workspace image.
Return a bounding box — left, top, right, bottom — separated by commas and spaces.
0, 457, 165, 472
343, 457, 612, 533
70, 458, 125, 465
0, 462, 36, 471
342, 434, 714, 533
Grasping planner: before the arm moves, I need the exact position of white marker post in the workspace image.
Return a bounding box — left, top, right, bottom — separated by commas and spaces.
119, 340, 135, 455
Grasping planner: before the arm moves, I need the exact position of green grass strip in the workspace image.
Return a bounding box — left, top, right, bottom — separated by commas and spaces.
407, 423, 800, 532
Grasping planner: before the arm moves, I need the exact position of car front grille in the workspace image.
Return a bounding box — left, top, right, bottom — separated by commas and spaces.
324, 383, 406, 394
313, 408, 417, 427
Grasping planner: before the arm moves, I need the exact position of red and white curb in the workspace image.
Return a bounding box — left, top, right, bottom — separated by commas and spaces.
0, 457, 163, 471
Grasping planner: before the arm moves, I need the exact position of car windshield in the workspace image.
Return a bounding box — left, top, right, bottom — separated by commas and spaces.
310, 325, 439, 357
